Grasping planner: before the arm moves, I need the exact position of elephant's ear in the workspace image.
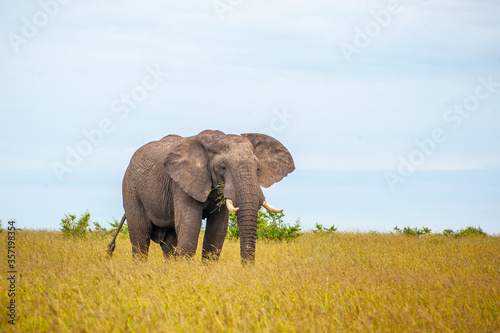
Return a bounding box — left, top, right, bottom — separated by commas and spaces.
163, 139, 212, 202
241, 133, 295, 188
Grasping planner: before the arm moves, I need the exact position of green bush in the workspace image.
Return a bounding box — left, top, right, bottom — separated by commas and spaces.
394, 226, 431, 236
61, 211, 91, 237
442, 229, 455, 237
443, 226, 486, 237
227, 208, 302, 242
93, 221, 107, 232
313, 223, 337, 234
394, 225, 487, 237
226, 214, 240, 241
60, 211, 106, 237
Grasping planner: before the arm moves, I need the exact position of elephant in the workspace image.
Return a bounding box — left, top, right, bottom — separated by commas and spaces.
107, 130, 295, 263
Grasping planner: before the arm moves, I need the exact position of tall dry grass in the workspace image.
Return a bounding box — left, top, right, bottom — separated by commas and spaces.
2, 230, 499, 332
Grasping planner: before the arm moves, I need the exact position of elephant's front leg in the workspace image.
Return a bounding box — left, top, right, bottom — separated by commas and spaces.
202, 209, 229, 261
173, 192, 203, 258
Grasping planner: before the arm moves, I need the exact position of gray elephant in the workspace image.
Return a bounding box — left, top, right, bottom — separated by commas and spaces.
108, 130, 295, 263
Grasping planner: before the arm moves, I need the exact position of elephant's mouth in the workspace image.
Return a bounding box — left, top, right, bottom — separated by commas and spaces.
225, 198, 283, 213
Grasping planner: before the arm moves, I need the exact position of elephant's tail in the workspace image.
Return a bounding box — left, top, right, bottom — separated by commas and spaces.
107, 214, 127, 257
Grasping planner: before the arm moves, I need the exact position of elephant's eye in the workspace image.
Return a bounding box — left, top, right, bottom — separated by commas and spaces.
220, 165, 226, 172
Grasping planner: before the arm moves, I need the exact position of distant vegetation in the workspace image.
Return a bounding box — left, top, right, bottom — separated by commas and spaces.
393, 226, 432, 236
313, 222, 338, 234
60, 211, 106, 238
59, 210, 309, 241
60, 211, 490, 240
442, 226, 487, 237
394, 225, 487, 237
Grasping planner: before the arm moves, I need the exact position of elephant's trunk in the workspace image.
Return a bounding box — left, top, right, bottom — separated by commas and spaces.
227, 168, 262, 264
236, 194, 260, 264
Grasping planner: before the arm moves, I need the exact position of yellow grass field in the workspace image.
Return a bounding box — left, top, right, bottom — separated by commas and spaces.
2, 230, 499, 332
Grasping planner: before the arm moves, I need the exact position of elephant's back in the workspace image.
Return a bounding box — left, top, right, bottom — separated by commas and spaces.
131, 135, 184, 165
124, 134, 185, 184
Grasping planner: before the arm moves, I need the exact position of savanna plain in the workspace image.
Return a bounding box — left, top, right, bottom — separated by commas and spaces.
2, 229, 499, 332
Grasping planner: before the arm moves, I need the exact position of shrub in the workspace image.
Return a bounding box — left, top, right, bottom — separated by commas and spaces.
227, 214, 240, 240
227, 209, 302, 242
458, 226, 486, 237
394, 226, 431, 236
442, 229, 455, 237
93, 221, 107, 232
443, 226, 486, 237
313, 223, 337, 234
60, 211, 106, 237
61, 211, 91, 237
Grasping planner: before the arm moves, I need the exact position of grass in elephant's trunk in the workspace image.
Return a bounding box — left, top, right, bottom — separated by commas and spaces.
210, 181, 226, 214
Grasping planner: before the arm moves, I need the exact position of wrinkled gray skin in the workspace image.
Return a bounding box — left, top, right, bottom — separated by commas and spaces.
108, 130, 295, 263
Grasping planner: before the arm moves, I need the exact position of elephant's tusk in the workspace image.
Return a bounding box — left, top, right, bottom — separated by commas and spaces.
262, 201, 283, 213
226, 199, 240, 212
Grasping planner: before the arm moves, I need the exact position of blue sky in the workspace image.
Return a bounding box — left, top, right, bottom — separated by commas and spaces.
1, 0, 499, 233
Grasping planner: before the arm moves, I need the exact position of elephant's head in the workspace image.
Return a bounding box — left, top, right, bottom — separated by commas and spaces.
163, 130, 295, 262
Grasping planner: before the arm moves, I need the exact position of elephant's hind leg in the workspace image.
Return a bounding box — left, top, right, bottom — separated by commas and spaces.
160, 228, 177, 259
129, 226, 152, 260
125, 197, 152, 259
